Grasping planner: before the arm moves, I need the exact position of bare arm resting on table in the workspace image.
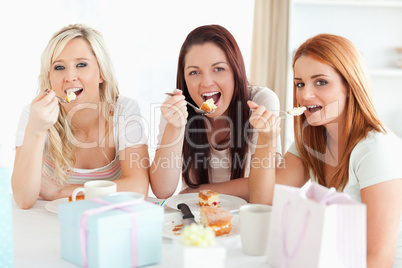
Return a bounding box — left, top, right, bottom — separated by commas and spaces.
48, 145, 151, 199
251, 149, 402, 266
20, 144, 151, 205
249, 151, 308, 205
362, 179, 402, 268
180, 178, 250, 202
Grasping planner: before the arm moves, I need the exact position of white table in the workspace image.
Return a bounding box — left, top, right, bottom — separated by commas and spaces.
12, 197, 271, 268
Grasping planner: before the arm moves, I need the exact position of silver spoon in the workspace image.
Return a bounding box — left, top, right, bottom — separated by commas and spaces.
165, 93, 214, 115
250, 107, 306, 116
44, 90, 68, 103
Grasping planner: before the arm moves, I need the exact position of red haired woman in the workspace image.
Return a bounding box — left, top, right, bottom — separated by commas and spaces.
250, 34, 402, 267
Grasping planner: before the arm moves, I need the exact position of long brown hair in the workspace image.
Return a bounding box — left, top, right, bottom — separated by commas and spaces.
293, 34, 385, 190
177, 25, 251, 187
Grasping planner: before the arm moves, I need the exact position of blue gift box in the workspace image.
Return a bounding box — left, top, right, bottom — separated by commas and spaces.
58, 195, 163, 268
0, 165, 14, 268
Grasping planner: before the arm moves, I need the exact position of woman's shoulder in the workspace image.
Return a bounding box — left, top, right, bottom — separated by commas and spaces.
114, 95, 141, 114
16, 104, 32, 128
360, 129, 401, 145
20, 104, 31, 114
248, 85, 277, 98
349, 129, 402, 189
353, 129, 402, 156
248, 85, 280, 111
116, 95, 139, 106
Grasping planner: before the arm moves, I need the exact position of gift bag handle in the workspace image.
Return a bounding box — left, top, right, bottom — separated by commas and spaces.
281, 200, 311, 268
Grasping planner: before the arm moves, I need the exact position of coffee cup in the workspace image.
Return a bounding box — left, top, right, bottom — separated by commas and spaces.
239, 204, 272, 256
71, 180, 117, 201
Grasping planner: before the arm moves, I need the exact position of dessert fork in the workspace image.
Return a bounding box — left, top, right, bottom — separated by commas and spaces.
165, 93, 214, 115
44, 90, 68, 103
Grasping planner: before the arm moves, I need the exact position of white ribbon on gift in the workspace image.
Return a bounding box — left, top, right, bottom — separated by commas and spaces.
79, 198, 145, 268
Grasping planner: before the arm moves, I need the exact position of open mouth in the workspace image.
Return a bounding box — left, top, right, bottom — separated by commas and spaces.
306, 105, 322, 113
201, 92, 221, 105
64, 87, 83, 97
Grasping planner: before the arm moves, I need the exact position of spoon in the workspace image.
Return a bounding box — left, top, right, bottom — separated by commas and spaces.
44, 90, 68, 103
250, 107, 306, 116
165, 93, 214, 115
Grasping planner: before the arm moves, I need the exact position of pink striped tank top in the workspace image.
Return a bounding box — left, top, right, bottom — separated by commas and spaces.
42, 153, 122, 186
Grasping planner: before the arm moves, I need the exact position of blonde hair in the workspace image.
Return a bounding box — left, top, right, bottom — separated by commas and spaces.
38, 24, 119, 184
292, 34, 385, 190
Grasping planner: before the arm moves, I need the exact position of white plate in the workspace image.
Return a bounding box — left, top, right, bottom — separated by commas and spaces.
165, 193, 247, 213
45, 198, 69, 213
162, 212, 239, 240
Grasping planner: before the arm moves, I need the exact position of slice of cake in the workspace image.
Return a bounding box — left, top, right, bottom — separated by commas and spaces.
200, 207, 232, 236
65, 90, 77, 103
200, 98, 217, 113
199, 189, 220, 207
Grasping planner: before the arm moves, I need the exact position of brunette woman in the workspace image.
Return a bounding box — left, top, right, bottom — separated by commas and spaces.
150, 24, 281, 201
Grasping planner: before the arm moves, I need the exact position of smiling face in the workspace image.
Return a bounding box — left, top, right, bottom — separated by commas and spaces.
184, 42, 235, 117
49, 37, 103, 105
294, 55, 348, 127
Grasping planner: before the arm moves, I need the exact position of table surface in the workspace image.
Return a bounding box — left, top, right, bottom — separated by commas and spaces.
12, 196, 271, 268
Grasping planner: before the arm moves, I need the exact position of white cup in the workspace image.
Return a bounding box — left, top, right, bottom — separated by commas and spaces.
71, 180, 117, 201
239, 204, 272, 256
110, 191, 145, 200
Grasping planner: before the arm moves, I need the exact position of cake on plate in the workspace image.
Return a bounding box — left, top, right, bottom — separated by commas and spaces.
199, 189, 220, 207
200, 206, 232, 236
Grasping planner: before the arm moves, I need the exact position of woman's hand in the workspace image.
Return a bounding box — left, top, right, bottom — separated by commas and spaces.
28, 89, 59, 135
161, 89, 188, 129
247, 100, 281, 141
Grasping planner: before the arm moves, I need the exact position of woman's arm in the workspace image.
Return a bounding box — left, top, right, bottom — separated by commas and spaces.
361, 179, 402, 268
150, 90, 188, 199
12, 90, 59, 209
180, 178, 250, 201
43, 144, 151, 200
247, 101, 307, 204
115, 144, 150, 197
179, 152, 308, 203
246, 100, 280, 204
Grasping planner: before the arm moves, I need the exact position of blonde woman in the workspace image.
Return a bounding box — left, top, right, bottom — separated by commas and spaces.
249, 34, 402, 267
12, 24, 149, 209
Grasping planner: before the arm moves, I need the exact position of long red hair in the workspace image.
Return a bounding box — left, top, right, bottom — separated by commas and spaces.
293, 34, 385, 190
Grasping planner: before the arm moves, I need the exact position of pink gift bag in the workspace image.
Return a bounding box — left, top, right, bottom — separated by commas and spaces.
266, 183, 366, 268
